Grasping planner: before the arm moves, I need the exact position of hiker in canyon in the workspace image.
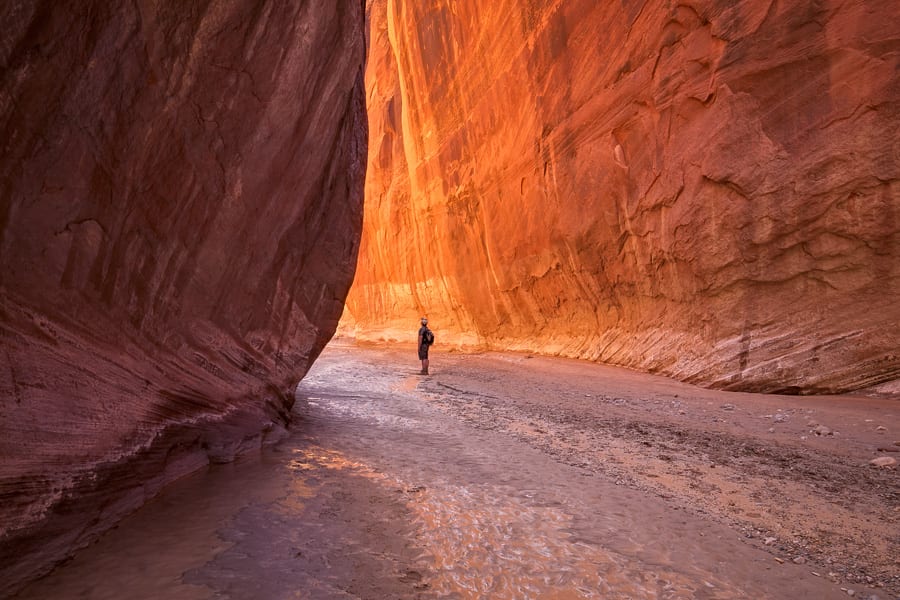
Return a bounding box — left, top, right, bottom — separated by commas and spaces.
418, 317, 434, 374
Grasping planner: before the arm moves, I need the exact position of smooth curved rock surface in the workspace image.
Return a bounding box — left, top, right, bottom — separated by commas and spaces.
346, 0, 900, 394
0, 1, 366, 595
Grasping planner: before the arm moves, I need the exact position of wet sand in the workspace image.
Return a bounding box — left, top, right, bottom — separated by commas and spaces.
13, 341, 898, 599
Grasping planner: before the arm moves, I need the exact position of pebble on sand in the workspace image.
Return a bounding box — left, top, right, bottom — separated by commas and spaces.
869, 456, 896, 468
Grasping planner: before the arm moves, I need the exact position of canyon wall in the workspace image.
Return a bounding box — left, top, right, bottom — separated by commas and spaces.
0, 1, 366, 595
347, 0, 900, 394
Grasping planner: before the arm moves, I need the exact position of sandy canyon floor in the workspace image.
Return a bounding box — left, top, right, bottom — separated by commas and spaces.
13, 341, 899, 599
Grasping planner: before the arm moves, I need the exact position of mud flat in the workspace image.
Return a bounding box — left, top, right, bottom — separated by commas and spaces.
13, 341, 897, 599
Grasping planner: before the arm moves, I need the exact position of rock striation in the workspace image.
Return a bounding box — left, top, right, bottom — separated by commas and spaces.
346, 0, 900, 394
0, 1, 366, 595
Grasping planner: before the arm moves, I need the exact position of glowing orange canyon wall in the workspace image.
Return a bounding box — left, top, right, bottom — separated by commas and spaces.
346, 0, 900, 393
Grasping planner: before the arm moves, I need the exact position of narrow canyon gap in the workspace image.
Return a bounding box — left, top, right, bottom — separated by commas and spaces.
345, 0, 900, 394
0, 1, 367, 596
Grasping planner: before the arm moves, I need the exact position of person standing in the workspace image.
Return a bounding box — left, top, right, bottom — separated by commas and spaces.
417, 317, 434, 374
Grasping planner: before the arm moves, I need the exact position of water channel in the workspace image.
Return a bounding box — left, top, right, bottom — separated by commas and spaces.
13, 343, 854, 599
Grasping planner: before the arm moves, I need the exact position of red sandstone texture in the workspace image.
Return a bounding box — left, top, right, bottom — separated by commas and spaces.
346, 0, 900, 394
0, 1, 366, 595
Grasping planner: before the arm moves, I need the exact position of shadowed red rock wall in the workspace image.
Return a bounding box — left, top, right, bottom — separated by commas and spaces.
0, 1, 365, 594
347, 0, 900, 394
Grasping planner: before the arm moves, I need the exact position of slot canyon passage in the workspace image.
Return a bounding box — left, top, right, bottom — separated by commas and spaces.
1, 0, 899, 599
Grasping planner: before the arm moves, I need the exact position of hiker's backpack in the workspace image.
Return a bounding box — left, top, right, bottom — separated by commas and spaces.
423, 328, 434, 345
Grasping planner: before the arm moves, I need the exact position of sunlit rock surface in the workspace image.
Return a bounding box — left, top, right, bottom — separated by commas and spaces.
346, 0, 900, 394
0, 1, 366, 594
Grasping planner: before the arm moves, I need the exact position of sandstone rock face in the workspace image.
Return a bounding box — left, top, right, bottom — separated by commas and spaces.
347, 0, 900, 394
0, 1, 365, 594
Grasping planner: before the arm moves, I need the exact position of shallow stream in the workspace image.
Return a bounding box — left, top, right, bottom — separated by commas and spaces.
14, 343, 852, 599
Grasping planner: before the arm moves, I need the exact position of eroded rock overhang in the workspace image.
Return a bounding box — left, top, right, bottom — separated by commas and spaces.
0, 1, 367, 595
